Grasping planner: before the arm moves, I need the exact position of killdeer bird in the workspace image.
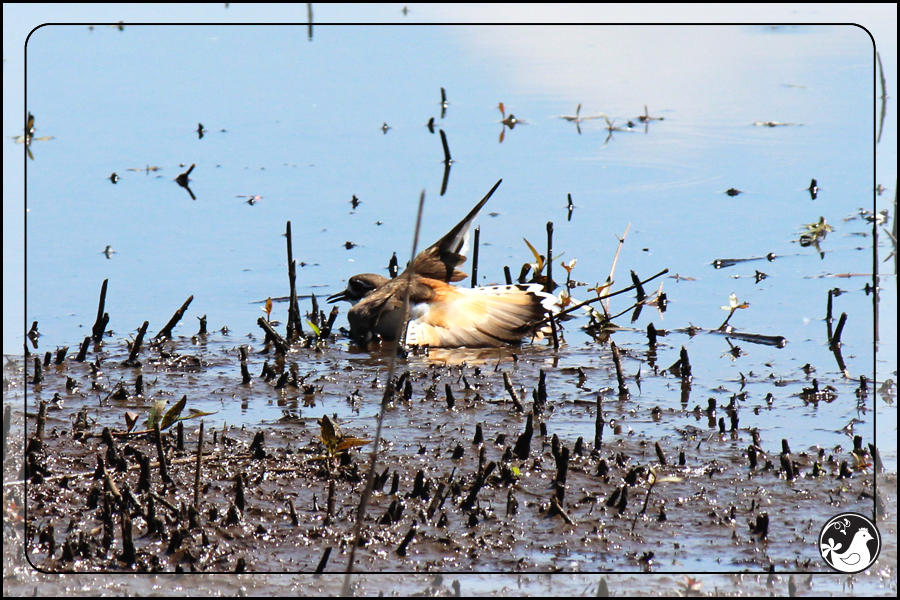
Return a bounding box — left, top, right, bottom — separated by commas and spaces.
328, 180, 557, 348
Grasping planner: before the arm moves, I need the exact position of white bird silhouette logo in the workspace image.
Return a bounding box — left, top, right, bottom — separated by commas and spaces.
821, 527, 874, 572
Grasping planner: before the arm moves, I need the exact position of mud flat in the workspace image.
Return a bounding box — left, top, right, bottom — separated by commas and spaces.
3, 317, 894, 595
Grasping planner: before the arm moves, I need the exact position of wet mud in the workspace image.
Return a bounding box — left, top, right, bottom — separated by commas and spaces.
4, 319, 893, 581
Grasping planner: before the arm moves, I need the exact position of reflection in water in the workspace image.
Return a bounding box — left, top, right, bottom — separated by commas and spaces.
237, 193, 263, 205
713, 253, 778, 269
438, 129, 453, 195
558, 103, 602, 135
174, 163, 196, 200
636, 104, 664, 134
752, 120, 803, 126
12, 112, 54, 160
125, 164, 161, 175
600, 114, 633, 146
497, 102, 525, 143
413, 345, 513, 366
798, 215, 833, 260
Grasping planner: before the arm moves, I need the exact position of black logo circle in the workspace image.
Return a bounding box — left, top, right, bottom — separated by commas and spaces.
819, 512, 881, 573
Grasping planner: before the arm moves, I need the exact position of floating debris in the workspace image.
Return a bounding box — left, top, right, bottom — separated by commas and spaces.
126, 165, 162, 175
558, 103, 602, 135
12, 112, 54, 159
236, 194, 262, 205
637, 104, 664, 124
636, 104, 664, 133
798, 216, 833, 249
498, 102, 526, 143
753, 120, 802, 127
600, 115, 632, 146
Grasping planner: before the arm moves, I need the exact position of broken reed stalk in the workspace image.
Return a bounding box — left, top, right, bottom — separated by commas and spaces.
153, 420, 172, 485
548, 309, 560, 351
325, 479, 336, 525
502, 371, 525, 412
610, 342, 629, 399
343, 191, 426, 596
31, 357, 42, 385
545, 221, 554, 293
630, 270, 646, 303
285, 221, 303, 340
319, 306, 339, 340
471, 226, 480, 288
194, 421, 204, 507
314, 547, 331, 576
604, 223, 631, 314
27, 400, 48, 454
75, 336, 90, 362
831, 312, 847, 349
679, 346, 692, 381
91, 279, 109, 342
594, 393, 605, 451
124, 321, 149, 366
310, 294, 320, 331
830, 312, 850, 377
546, 222, 560, 350
155, 296, 194, 341
257, 317, 290, 355
121, 512, 135, 565
533, 268, 669, 328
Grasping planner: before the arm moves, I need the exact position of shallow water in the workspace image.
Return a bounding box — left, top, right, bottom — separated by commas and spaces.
4, 4, 897, 597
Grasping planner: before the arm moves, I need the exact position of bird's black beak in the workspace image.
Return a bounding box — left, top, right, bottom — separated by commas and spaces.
327, 289, 349, 303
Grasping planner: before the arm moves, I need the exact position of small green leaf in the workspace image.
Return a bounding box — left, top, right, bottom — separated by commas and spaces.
307, 320, 321, 337
159, 395, 187, 430
146, 400, 167, 429
523, 238, 543, 272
